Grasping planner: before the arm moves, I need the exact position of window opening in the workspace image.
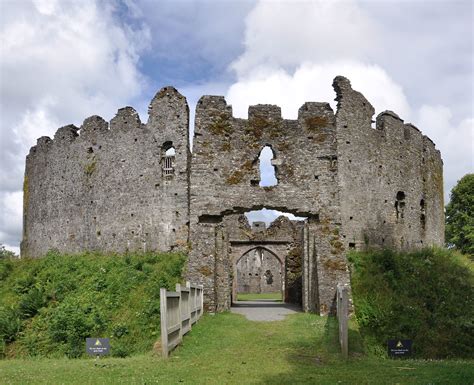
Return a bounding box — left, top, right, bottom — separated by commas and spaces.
420, 199, 426, 230
162, 142, 175, 177
258, 146, 277, 187
395, 191, 406, 221
245, 208, 306, 227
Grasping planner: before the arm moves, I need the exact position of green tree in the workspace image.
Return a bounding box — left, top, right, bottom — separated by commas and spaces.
445, 174, 474, 257
0, 244, 17, 259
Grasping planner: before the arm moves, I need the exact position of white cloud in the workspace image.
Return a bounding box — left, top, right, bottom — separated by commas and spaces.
226, 0, 410, 120
245, 208, 305, 227
227, 61, 411, 119
232, 0, 378, 78
416, 106, 474, 201
0, 191, 23, 252
0, 0, 150, 250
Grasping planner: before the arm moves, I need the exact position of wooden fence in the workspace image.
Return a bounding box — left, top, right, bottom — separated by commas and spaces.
336, 283, 349, 358
160, 282, 204, 358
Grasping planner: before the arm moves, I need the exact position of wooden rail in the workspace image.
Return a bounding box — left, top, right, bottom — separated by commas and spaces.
336, 283, 349, 358
160, 282, 204, 358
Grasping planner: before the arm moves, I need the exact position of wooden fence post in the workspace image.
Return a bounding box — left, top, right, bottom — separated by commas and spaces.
199, 284, 204, 318
160, 287, 169, 358
337, 284, 349, 358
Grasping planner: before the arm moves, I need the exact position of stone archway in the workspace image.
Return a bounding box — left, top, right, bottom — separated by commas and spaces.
232, 246, 284, 302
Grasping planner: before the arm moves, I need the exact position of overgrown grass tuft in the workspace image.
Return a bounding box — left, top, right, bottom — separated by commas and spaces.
0, 251, 186, 358
349, 247, 474, 358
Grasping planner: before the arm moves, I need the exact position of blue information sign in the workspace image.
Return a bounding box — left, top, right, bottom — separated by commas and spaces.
86, 338, 110, 356
388, 339, 412, 357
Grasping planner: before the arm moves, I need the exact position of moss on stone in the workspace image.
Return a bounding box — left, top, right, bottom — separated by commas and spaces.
305, 116, 329, 132
198, 265, 213, 277
285, 164, 295, 178
330, 234, 345, 254
226, 160, 253, 185
221, 142, 231, 152
314, 132, 328, 143
209, 114, 232, 136
84, 159, 97, 176
278, 141, 290, 151
323, 259, 347, 271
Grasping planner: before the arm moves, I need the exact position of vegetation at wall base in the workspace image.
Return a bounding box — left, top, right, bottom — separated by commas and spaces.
349, 247, 474, 359
0, 251, 186, 358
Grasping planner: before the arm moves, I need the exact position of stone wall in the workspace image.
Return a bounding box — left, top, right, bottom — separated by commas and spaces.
236, 248, 283, 294
333, 76, 444, 251
21, 87, 190, 257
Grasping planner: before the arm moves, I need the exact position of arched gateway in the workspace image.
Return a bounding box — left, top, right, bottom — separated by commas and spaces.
22, 77, 445, 315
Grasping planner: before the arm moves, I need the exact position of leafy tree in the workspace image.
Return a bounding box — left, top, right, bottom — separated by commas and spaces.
445, 174, 474, 257
0, 244, 17, 259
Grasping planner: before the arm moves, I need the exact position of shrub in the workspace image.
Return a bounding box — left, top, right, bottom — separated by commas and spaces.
0, 251, 186, 358
0, 258, 13, 281
349, 248, 474, 358
111, 343, 130, 358
0, 307, 22, 343
18, 288, 47, 319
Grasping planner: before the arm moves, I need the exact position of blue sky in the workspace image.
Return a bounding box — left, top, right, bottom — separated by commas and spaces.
0, 0, 473, 253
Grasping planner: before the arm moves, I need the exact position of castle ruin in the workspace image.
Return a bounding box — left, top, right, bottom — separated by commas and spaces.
21, 76, 444, 314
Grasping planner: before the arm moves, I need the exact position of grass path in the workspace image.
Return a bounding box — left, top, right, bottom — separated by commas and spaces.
1, 312, 473, 385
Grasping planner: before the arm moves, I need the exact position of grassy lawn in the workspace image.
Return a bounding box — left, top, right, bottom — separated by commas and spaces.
237, 292, 282, 301
1, 312, 472, 385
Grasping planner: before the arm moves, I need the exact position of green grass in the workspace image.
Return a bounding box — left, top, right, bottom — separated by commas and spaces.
237, 292, 282, 301
0, 251, 186, 358
349, 247, 474, 359
0, 312, 472, 385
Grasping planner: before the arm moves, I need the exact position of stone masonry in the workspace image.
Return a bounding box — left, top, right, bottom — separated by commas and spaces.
236, 248, 282, 294
22, 77, 444, 315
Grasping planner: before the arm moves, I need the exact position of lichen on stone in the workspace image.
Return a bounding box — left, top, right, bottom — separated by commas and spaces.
304, 116, 328, 132
209, 113, 232, 135
84, 158, 97, 176
225, 160, 253, 185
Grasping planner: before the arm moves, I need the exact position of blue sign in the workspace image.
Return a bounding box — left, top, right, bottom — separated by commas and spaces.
86, 338, 110, 356
388, 339, 412, 357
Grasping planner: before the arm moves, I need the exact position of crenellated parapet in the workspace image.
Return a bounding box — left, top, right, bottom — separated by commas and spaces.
22, 86, 190, 258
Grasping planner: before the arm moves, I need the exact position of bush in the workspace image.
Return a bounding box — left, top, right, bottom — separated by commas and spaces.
349, 248, 474, 358
18, 288, 47, 319
111, 343, 130, 358
0, 307, 22, 343
0, 251, 186, 358
0, 258, 13, 281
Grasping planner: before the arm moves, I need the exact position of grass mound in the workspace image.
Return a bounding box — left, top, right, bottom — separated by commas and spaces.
349, 247, 474, 358
0, 251, 186, 358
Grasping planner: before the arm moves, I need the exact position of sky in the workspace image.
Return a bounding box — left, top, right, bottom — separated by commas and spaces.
0, 0, 473, 254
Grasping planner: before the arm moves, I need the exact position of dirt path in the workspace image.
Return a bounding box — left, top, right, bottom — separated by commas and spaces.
230, 299, 302, 321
